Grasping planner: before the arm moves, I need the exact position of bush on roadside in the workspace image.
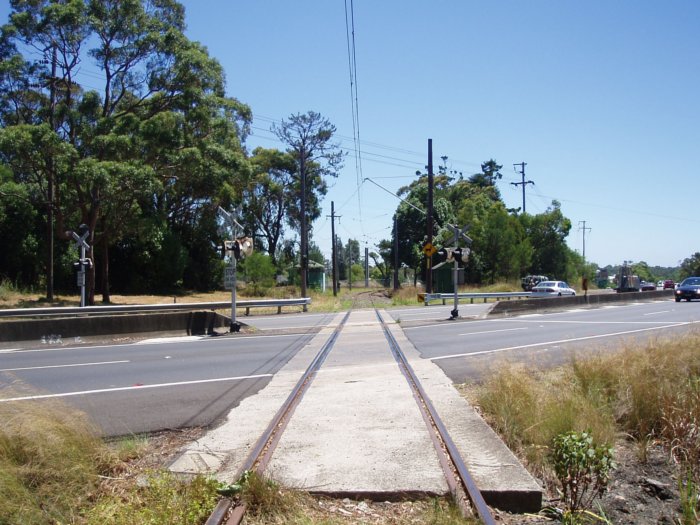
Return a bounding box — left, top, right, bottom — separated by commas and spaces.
551, 430, 615, 518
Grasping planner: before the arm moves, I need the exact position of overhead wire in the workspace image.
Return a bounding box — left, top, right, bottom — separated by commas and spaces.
344, 0, 365, 237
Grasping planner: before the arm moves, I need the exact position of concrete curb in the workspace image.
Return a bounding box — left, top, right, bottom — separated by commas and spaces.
488, 289, 674, 317
169, 312, 347, 480
0, 310, 229, 342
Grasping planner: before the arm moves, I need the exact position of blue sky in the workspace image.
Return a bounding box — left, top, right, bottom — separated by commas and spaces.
182, 0, 700, 269
3, 1, 699, 268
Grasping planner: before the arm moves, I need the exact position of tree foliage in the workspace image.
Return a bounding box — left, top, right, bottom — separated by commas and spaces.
383, 162, 588, 286
679, 253, 700, 281
0, 0, 251, 300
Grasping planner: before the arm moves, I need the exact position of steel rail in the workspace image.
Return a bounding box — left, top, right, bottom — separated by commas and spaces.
204, 310, 352, 525
0, 298, 311, 318
374, 308, 497, 525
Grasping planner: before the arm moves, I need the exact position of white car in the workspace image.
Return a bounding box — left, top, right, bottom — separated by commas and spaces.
530, 280, 576, 297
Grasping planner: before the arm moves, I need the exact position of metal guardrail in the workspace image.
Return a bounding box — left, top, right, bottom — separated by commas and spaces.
421, 292, 532, 305
0, 298, 312, 318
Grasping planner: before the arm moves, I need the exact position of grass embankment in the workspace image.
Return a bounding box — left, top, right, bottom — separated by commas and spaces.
466, 333, 700, 522
0, 279, 528, 312
0, 400, 219, 524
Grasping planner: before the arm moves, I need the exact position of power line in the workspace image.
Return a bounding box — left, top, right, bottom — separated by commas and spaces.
344, 0, 363, 199
251, 113, 484, 174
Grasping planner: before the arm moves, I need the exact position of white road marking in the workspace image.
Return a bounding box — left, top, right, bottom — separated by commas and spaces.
0, 332, 311, 354
0, 360, 129, 372
0, 373, 274, 402
458, 327, 528, 336
430, 321, 693, 361
502, 319, 674, 325
135, 336, 204, 344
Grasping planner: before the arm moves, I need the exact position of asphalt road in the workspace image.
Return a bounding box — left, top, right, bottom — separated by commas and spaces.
0, 332, 314, 436
1, 297, 697, 437
401, 298, 700, 382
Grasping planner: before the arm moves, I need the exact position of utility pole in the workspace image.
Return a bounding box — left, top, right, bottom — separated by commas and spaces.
511, 162, 533, 213
364, 245, 369, 288
393, 215, 399, 290
299, 151, 308, 308
579, 220, 591, 262
328, 202, 339, 296
427, 139, 434, 293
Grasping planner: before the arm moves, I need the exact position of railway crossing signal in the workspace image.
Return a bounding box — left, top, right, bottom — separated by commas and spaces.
442, 224, 472, 320
68, 224, 91, 307
217, 207, 253, 332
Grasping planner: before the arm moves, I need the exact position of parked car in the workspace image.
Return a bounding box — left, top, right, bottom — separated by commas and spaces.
530, 281, 576, 297
663, 279, 675, 290
674, 277, 700, 302
640, 281, 656, 291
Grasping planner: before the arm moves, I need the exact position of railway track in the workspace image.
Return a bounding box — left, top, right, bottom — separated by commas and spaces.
204, 298, 497, 525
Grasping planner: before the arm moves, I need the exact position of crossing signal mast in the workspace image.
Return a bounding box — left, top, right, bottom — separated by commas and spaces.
434, 224, 472, 320
217, 207, 253, 332
67, 224, 92, 307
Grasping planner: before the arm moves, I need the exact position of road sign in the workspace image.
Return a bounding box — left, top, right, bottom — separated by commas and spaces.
423, 243, 437, 257
71, 230, 89, 250
224, 266, 235, 289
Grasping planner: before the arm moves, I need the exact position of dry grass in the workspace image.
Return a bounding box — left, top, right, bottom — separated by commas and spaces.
235, 471, 476, 525
0, 397, 220, 524
0, 280, 526, 311
0, 399, 111, 524
468, 331, 700, 487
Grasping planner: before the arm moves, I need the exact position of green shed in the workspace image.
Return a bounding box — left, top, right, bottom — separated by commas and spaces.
432, 264, 464, 293
288, 260, 327, 292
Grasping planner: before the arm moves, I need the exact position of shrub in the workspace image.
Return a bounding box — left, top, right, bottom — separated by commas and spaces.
551, 430, 615, 517
240, 252, 276, 296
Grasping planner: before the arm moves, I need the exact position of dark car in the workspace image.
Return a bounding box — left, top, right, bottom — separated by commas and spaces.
663, 279, 675, 290
521, 275, 548, 291
640, 281, 656, 291
674, 277, 700, 302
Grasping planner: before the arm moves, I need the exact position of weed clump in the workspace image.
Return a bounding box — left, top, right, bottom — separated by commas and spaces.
0, 401, 106, 524
0, 400, 220, 524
